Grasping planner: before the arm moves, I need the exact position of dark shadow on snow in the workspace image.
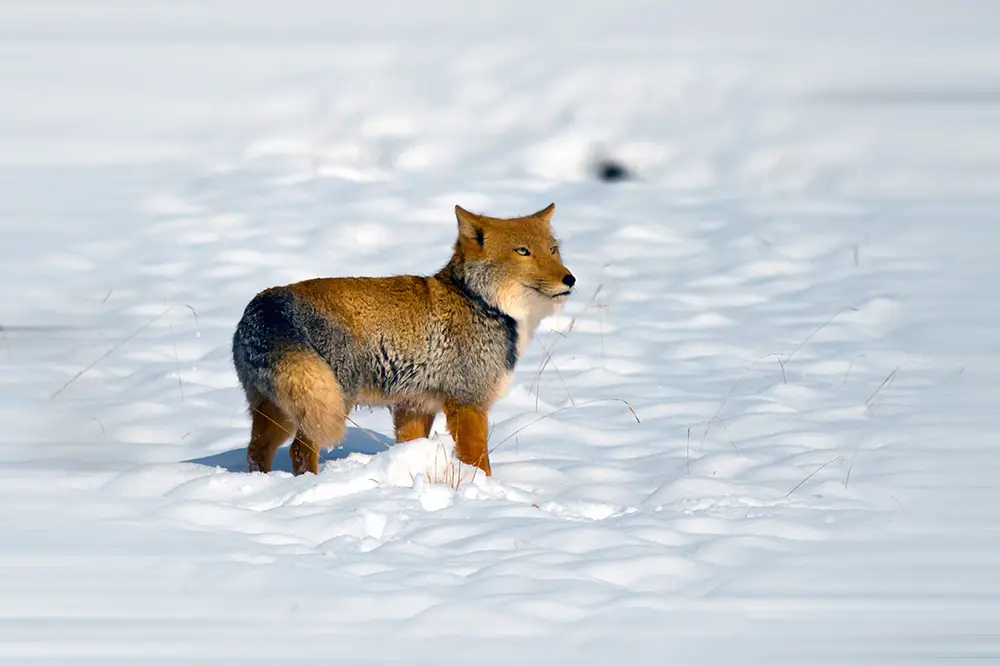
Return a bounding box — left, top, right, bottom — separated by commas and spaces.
186, 426, 395, 474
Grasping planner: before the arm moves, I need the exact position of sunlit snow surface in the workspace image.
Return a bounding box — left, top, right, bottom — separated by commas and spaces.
1, 1, 998, 663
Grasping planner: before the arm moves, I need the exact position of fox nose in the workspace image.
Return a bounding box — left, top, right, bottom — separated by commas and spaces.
562, 273, 576, 288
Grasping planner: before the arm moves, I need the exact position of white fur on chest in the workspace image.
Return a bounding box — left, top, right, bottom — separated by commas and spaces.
499, 291, 563, 358
491, 288, 565, 404
515, 299, 553, 356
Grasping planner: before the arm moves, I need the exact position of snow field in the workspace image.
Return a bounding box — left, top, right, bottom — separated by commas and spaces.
1, 1, 999, 663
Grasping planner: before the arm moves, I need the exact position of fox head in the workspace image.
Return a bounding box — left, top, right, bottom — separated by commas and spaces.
450, 203, 576, 322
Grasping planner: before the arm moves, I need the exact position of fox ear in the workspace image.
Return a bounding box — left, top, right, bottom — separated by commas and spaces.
455, 205, 485, 247
531, 203, 556, 224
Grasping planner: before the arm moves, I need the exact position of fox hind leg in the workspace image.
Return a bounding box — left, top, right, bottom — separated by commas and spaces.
289, 432, 320, 476
247, 398, 294, 473
393, 407, 436, 443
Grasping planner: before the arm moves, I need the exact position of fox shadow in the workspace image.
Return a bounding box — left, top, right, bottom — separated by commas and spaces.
186, 427, 395, 474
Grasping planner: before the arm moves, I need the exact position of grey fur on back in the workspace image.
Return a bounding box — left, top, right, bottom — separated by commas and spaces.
232, 279, 519, 412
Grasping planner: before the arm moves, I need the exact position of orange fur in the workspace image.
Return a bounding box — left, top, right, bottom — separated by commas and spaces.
393, 408, 436, 443
289, 432, 320, 476
247, 399, 294, 473
272, 350, 347, 449
443, 402, 491, 475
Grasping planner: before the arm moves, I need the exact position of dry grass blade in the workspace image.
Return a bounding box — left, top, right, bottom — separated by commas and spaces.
529, 283, 602, 409
844, 424, 870, 488
702, 352, 783, 443
865, 365, 900, 409
785, 456, 841, 498
844, 352, 866, 383
718, 418, 741, 459
782, 305, 859, 369
531, 340, 560, 408
583, 284, 609, 370
170, 323, 184, 402
489, 398, 640, 455
547, 358, 576, 407
252, 405, 294, 437
532, 339, 575, 412
427, 439, 464, 489
344, 415, 393, 451
51, 306, 173, 400
846, 367, 901, 485
685, 425, 691, 475
703, 304, 859, 443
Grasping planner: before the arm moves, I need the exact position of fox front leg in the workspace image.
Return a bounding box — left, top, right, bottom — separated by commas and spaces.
393, 407, 436, 443
442, 402, 492, 476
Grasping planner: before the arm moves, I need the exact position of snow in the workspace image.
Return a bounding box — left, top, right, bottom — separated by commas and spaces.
2, 0, 999, 663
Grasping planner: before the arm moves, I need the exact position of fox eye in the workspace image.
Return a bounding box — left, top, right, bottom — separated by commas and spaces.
550, 245, 559, 254
514, 247, 531, 256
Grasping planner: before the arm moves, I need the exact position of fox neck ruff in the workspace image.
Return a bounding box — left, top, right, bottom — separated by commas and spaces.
440, 258, 555, 360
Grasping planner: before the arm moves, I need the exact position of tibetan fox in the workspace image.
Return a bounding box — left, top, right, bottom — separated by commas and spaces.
232, 204, 574, 476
